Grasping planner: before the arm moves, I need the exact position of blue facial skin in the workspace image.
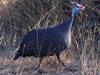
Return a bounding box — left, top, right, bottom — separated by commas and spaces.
71, 5, 80, 17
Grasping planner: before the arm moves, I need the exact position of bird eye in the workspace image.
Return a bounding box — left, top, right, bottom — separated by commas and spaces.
77, 6, 79, 8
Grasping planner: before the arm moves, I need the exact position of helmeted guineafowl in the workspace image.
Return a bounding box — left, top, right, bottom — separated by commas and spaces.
13, 3, 85, 67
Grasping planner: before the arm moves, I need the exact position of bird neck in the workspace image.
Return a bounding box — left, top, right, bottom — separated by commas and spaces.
56, 16, 74, 34
66, 16, 74, 33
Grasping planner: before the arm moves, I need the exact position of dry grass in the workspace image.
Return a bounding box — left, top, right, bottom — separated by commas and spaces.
0, 0, 100, 75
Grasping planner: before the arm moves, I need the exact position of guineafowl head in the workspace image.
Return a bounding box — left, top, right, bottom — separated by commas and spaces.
71, 3, 85, 16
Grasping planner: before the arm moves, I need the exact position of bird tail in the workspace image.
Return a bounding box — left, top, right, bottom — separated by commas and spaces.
13, 42, 24, 60
13, 49, 20, 60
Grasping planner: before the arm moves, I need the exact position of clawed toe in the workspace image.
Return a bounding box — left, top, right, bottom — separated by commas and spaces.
34, 64, 46, 74
38, 68, 45, 74
64, 64, 78, 72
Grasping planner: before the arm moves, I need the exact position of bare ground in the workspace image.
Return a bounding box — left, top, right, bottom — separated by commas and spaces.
0, 51, 99, 75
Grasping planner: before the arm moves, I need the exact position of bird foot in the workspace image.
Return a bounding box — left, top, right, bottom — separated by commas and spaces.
34, 64, 40, 70
61, 62, 66, 67
38, 68, 45, 74
34, 67, 46, 74
34, 64, 46, 74
64, 64, 79, 72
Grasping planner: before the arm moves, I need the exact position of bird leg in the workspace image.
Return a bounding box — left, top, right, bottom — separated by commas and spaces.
35, 57, 43, 70
56, 54, 65, 67
36, 57, 46, 73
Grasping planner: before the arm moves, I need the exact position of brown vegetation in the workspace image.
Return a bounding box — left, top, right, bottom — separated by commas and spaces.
0, 0, 100, 75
